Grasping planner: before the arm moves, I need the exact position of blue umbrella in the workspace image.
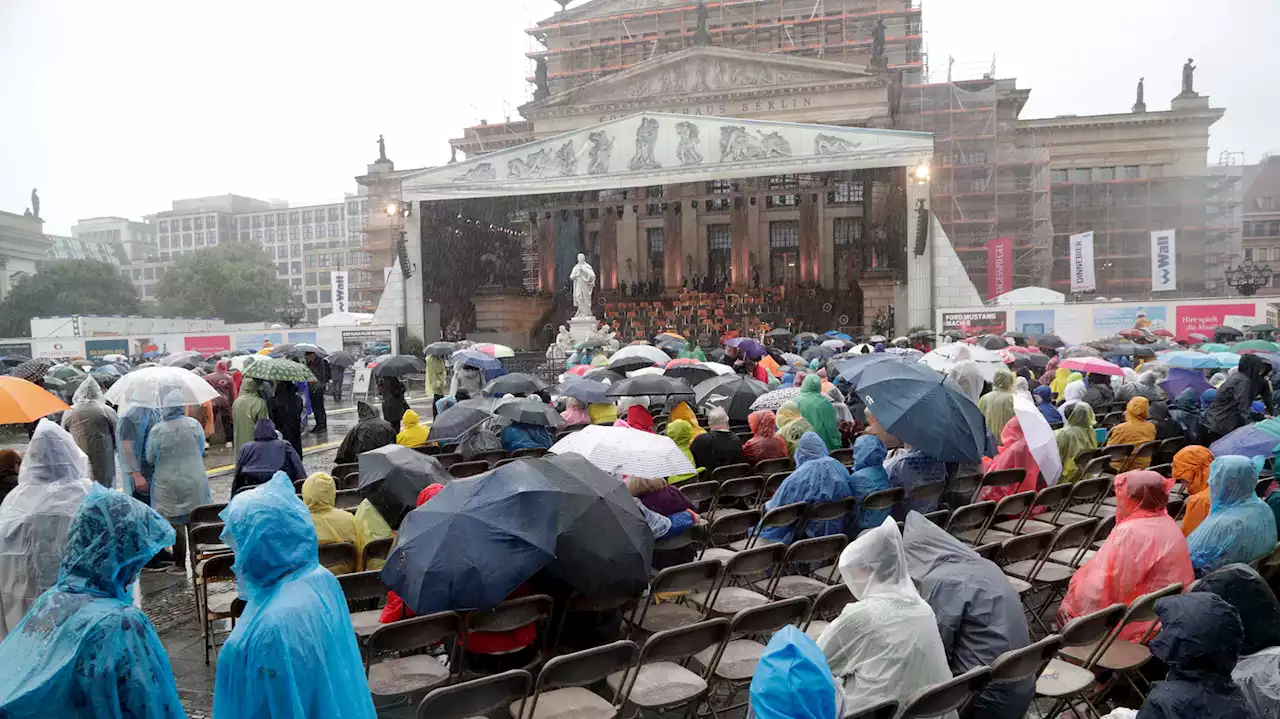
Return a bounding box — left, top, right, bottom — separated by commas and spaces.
556, 378, 609, 404
725, 337, 766, 360
854, 361, 993, 462
1209, 419, 1280, 459
451, 348, 503, 372
830, 354, 915, 391
1155, 351, 1222, 370
824, 331, 853, 341
1159, 368, 1213, 402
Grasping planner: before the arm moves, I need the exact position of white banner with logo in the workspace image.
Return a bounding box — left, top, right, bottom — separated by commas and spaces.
1069, 231, 1096, 292
1150, 229, 1177, 291
330, 271, 349, 314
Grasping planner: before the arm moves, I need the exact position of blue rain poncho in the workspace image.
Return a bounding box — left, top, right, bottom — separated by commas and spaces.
499, 422, 553, 452
750, 626, 842, 719
116, 404, 161, 498
145, 393, 210, 522
0, 485, 183, 718
885, 447, 947, 517
760, 432, 855, 543
849, 435, 890, 534
1187, 456, 1278, 576
213, 472, 375, 719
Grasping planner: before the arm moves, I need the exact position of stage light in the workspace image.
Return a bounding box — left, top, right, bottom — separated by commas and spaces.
913, 163, 931, 183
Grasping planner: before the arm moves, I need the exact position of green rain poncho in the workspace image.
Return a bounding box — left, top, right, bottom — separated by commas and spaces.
1054, 403, 1098, 483
796, 374, 841, 451
231, 378, 270, 455
665, 419, 702, 484
678, 345, 706, 361
978, 369, 1017, 443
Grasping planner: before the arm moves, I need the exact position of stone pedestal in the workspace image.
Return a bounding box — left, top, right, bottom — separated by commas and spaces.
569, 315, 599, 345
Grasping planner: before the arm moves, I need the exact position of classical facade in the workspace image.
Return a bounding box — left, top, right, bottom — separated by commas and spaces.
0, 210, 51, 301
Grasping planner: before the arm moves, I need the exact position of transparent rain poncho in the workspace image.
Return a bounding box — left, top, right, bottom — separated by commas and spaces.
0, 485, 183, 718
213, 472, 375, 719
60, 377, 118, 489
145, 392, 210, 522
1187, 455, 1279, 576
816, 516, 953, 714
0, 419, 93, 640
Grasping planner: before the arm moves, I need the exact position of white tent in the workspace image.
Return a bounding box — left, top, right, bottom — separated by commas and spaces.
992, 287, 1065, 306
319, 311, 374, 327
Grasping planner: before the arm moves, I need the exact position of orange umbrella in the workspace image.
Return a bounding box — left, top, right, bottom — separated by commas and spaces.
758, 354, 782, 378
0, 376, 70, 424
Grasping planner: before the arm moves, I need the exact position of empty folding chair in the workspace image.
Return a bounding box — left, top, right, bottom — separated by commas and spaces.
626, 560, 722, 637
856, 487, 905, 532
1036, 604, 1127, 719
1148, 463, 1173, 479
196, 552, 238, 664
605, 619, 731, 719
996, 484, 1073, 535
678, 480, 718, 514
729, 501, 807, 550
993, 529, 1055, 596
1152, 437, 1184, 466
417, 669, 532, 719
463, 595, 555, 677
692, 597, 812, 714
338, 569, 391, 646
830, 447, 855, 466
974, 468, 1026, 503
902, 481, 947, 517
361, 537, 395, 570
897, 666, 992, 719
922, 509, 951, 528
435, 452, 465, 469
709, 463, 751, 483
845, 699, 899, 719
1006, 520, 1099, 633
331, 462, 360, 487
367, 611, 462, 708
1056, 476, 1114, 524
317, 541, 359, 575
803, 583, 854, 642
186, 520, 230, 589
509, 640, 638, 719
334, 489, 362, 511
187, 502, 228, 527
798, 497, 856, 542
943, 471, 983, 510
688, 544, 785, 616
758, 472, 790, 505
707, 475, 764, 520
958, 491, 1036, 545
945, 501, 996, 545
698, 509, 762, 565
1044, 518, 1103, 569
450, 460, 492, 478
1105, 444, 1136, 472
757, 534, 848, 599
973, 541, 1002, 562
961, 635, 1062, 718
1166, 498, 1186, 521
1087, 514, 1117, 553
753, 457, 794, 476
1079, 455, 1116, 482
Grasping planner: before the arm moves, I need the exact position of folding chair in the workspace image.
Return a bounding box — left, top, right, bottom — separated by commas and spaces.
693, 597, 812, 714
367, 611, 462, 708
698, 509, 762, 565
494, 458, 518, 468
688, 544, 785, 616
1006, 519, 1098, 633
707, 475, 764, 520
922, 509, 951, 528
293, 478, 307, 494
435, 452, 465, 469
945, 501, 996, 544
331, 462, 360, 487
958, 491, 1036, 545
1079, 456, 1115, 482
973, 541, 1002, 562
462, 595, 555, 677
1166, 498, 1186, 520
830, 447, 855, 466
846, 700, 899, 719
757, 534, 848, 599
1256, 542, 1280, 583
1121, 441, 1159, 472
798, 497, 856, 542
993, 529, 1055, 596
856, 487, 905, 530
898, 666, 992, 719
678, 480, 718, 514
510, 640, 638, 719
1087, 514, 1116, 553
471, 449, 508, 467
1105, 443, 1136, 472
626, 560, 722, 637
1036, 604, 1126, 719
362, 536, 395, 570
735, 431, 754, 444
1257, 477, 1275, 498
902, 481, 947, 517
728, 501, 807, 550
974, 468, 1026, 503
605, 619, 731, 718
1056, 477, 1115, 523
1152, 437, 1184, 466
1045, 518, 1103, 568
450, 460, 491, 478
1100, 412, 1123, 429
511, 447, 548, 459
752, 457, 794, 476
188, 502, 227, 527
195, 552, 238, 664
417, 670, 532, 719
803, 583, 853, 641
759, 472, 790, 505
186, 520, 230, 589
338, 570, 392, 646
962, 635, 1062, 717
709, 463, 751, 483
996, 483, 1073, 535
1072, 447, 1108, 475
944, 471, 983, 510
334, 488, 362, 511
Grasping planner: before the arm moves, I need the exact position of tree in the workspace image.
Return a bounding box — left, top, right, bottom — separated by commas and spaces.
0, 260, 140, 337
155, 243, 291, 323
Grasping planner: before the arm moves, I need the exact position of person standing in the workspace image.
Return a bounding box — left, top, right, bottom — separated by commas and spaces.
379, 377, 409, 433
145, 392, 211, 575
60, 377, 118, 488
305, 351, 329, 433
231, 378, 270, 455
268, 381, 305, 457
425, 353, 447, 417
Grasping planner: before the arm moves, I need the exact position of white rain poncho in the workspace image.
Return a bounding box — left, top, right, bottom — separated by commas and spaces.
60, 377, 118, 488
144, 392, 210, 522
0, 419, 93, 640
946, 359, 984, 405
816, 516, 954, 714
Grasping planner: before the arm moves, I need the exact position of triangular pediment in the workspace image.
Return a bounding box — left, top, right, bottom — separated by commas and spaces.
525, 46, 878, 112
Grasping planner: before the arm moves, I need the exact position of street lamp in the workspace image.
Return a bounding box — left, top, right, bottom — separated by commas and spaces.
1225, 259, 1273, 296
278, 295, 305, 328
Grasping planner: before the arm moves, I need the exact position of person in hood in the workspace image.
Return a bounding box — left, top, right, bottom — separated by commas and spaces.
145, 391, 210, 573
666, 400, 703, 438
750, 626, 843, 719
232, 418, 305, 496
1080, 372, 1115, 415
664, 419, 702, 484
689, 408, 748, 476
353, 500, 394, 572
379, 376, 409, 433
1049, 367, 1072, 401
231, 377, 270, 455
1118, 371, 1166, 404
1136, 593, 1252, 719
1205, 354, 1274, 442
946, 360, 984, 406
980, 417, 1043, 501
213, 472, 376, 719
1193, 563, 1280, 718
424, 354, 447, 410
1059, 470, 1194, 640
206, 360, 236, 444
499, 418, 553, 452
0, 451, 19, 506
1106, 397, 1156, 470
1031, 385, 1062, 425
59, 377, 117, 488
776, 400, 814, 455
797, 374, 841, 451
744, 409, 787, 463
117, 402, 161, 501
1187, 455, 1278, 575
0, 420, 93, 641
901, 512, 1034, 719
1055, 403, 1098, 484
816, 516, 952, 711
560, 397, 591, 426
849, 434, 890, 534
301, 472, 362, 574
1172, 445, 1214, 536
979, 369, 1017, 442
1169, 387, 1204, 443
448, 363, 484, 399
0, 486, 184, 718
761, 432, 855, 543
1147, 400, 1180, 441
1057, 374, 1087, 419
334, 401, 396, 465
267, 381, 304, 457
396, 409, 429, 448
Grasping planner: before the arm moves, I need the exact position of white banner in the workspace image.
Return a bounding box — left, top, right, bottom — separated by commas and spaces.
1150, 229, 1177, 291
330, 271, 349, 314
1069, 231, 1096, 292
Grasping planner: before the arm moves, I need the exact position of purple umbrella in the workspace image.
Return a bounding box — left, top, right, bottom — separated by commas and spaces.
725, 337, 766, 360
1159, 368, 1214, 402
1209, 418, 1280, 459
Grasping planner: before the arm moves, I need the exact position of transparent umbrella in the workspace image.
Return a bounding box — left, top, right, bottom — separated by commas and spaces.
104, 366, 219, 408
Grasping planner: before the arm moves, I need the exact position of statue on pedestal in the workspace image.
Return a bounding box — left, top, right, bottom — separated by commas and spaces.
569, 253, 597, 319
534, 58, 551, 101
694, 1, 712, 46
377, 135, 387, 162
871, 18, 886, 67
546, 324, 572, 361
1133, 77, 1146, 112
1181, 58, 1196, 95
30, 189, 39, 219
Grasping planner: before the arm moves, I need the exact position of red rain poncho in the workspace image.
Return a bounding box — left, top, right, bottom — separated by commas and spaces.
1058, 470, 1194, 640
980, 417, 1042, 502
744, 410, 787, 463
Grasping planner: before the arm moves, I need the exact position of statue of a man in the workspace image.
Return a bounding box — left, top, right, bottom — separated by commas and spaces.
377, 134, 387, 161
1182, 58, 1196, 95
1136, 77, 1144, 105
30, 189, 39, 219
569, 253, 597, 319
871, 18, 886, 61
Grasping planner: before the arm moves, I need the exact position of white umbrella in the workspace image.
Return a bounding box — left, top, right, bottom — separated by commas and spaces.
611, 344, 670, 366
549, 425, 696, 478
848, 343, 874, 355
102, 354, 128, 363
1013, 395, 1062, 485
229, 355, 259, 372
821, 339, 846, 349
703, 362, 735, 376
626, 366, 665, 377
104, 366, 219, 408
920, 344, 1004, 382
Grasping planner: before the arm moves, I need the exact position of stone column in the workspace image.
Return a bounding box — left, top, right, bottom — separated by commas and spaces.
599, 209, 618, 290
617, 205, 639, 289
798, 193, 819, 284
664, 203, 683, 290
905, 181, 934, 330
730, 198, 750, 288
538, 214, 556, 293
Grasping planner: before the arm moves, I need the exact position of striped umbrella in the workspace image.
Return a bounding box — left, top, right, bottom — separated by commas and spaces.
549, 425, 695, 477
473, 343, 515, 359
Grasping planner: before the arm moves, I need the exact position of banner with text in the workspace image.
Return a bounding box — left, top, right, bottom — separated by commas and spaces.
84, 339, 130, 360
1151, 230, 1177, 291
235, 333, 283, 352
1093, 306, 1169, 336
1176, 303, 1258, 340
986, 237, 1013, 300
1069, 231, 1096, 292
184, 335, 231, 356
941, 311, 1007, 336
330, 271, 349, 314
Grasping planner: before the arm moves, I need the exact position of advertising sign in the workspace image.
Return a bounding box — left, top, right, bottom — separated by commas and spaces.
986, 237, 1013, 300
1093, 306, 1168, 336
235, 333, 283, 352
1014, 309, 1056, 337
940, 311, 1007, 336
1150, 230, 1177, 292
1069, 231, 1096, 292
287, 331, 318, 345
342, 329, 393, 356
184, 335, 231, 356
1176, 303, 1258, 340
33, 339, 85, 359
84, 339, 130, 360
331, 271, 349, 314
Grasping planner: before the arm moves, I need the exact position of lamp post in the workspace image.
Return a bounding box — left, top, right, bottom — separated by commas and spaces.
278, 294, 305, 328
1225, 259, 1273, 296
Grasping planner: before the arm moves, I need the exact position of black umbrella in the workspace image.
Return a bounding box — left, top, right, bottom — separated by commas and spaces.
1189, 333, 1211, 343
356, 445, 454, 529
664, 363, 720, 387
372, 354, 426, 378
693, 375, 769, 422
766, 328, 794, 341
583, 368, 624, 384
1133, 345, 1156, 359
802, 345, 835, 362
794, 332, 820, 342
8, 358, 55, 382
707, 348, 728, 363
1214, 326, 1244, 338
430, 398, 499, 441
484, 372, 550, 397
609, 355, 657, 374
941, 330, 966, 340
326, 351, 357, 368
1036, 334, 1065, 350
978, 335, 1008, 350
854, 362, 992, 463
285, 343, 328, 358
1027, 353, 1050, 371
556, 379, 609, 404
425, 341, 459, 358
495, 397, 564, 427
1003, 331, 1027, 340
606, 375, 694, 399
908, 330, 935, 340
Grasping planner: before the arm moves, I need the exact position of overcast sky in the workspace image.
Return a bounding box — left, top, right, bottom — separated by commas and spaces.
2, 0, 1275, 235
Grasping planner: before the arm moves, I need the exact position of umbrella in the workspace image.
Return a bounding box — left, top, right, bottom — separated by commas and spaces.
46, 365, 86, 382
664, 363, 720, 387
473, 343, 516, 359
820, 339, 848, 350
629, 366, 667, 378
802, 346, 835, 362
1012, 395, 1062, 485
1027, 353, 1049, 371
1189, 333, 1211, 342
826, 331, 854, 341
1214, 326, 1244, 338
556, 379, 609, 405
371, 354, 429, 378
326, 351, 357, 368
1133, 346, 1156, 359
228, 355, 260, 372
1152, 329, 1175, 339
885, 347, 924, 361
103, 366, 219, 408
750, 387, 803, 411
854, 361, 991, 463
655, 331, 686, 343
780, 353, 807, 368
583, 368, 624, 384
707, 349, 727, 363
0, 377, 69, 423
606, 375, 694, 399
1159, 368, 1214, 401
1060, 356, 1124, 377
1210, 419, 1280, 460
867, 334, 886, 343
725, 337, 767, 360
1249, 324, 1279, 334
242, 358, 316, 383
1234, 339, 1280, 354
1116, 329, 1145, 340
357, 445, 454, 529
941, 330, 966, 340
611, 344, 670, 366
549, 424, 696, 477
495, 397, 564, 427
831, 355, 917, 390
920, 344, 1004, 382
1153, 351, 1225, 370
424, 341, 458, 358
1061, 345, 1102, 359
794, 332, 821, 343
91, 364, 122, 377
430, 398, 500, 441
483, 373, 550, 397
450, 349, 501, 373
1035, 334, 1065, 349
159, 351, 203, 367
766, 328, 794, 341
693, 375, 769, 422
1208, 352, 1242, 369
1199, 343, 1233, 353
978, 335, 1008, 350
1004, 331, 1028, 340
609, 355, 657, 374
909, 330, 935, 340
284, 343, 328, 358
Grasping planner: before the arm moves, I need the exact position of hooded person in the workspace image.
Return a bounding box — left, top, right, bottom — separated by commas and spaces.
1057, 375, 1087, 419
1187, 455, 1278, 575
377, 484, 445, 623
1106, 397, 1157, 469
797, 374, 841, 451
267, 380, 304, 457
334, 401, 397, 465
213, 472, 376, 719
0, 486, 184, 718
980, 417, 1043, 502
560, 397, 591, 426
117, 401, 161, 501
231, 377, 270, 455
1118, 371, 1165, 404
206, 360, 236, 442
587, 401, 617, 425
744, 409, 788, 463
1059, 470, 1194, 640
1148, 401, 1180, 441
849, 435, 890, 534
1081, 372, 1115, 415
145, 391, 211, 569
1136, 593, 1253, 719
816, 517, 953, 712
424, 353, 447, 405
616, 396, 655, 433
776, 400, 813, 455
1055, 403, 1098, 484
1049, 367, 1072, 401
664, 419, 702, 484
901, 512, 1035, 719
232, 418, 306, 497
353, 500, 394, 572
0, 420, 93, 640
379, 376, 409, 433
1205, 353, 1274, 441
761, 432, 856, 543
59, 376, 118, 488
978, 369, 1017, 442
1173, 445, 1215, 536
396, 409, 429, 448
749, 626, 843, 719
667, 399, 704, 438
499, 418, 553, 452
1032, 385, 1063, 425
1193, 564, 1280, 718
301, 472, 362, 575
946, 359, 984, 406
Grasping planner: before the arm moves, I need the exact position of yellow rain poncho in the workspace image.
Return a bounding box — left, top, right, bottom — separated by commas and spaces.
424, 355, 447, 397
353, 500, 394, 571
668, 402, 705, 438
665, 419, 702, 484
1049, 368, 1072, 401
978, 369, 1017, 443
776, 400, 813, 455
1106, 397, 1156, 470
588, 403, 617, 425
302, 472, 362, 575
396, 409, 429, 448
1054, 403, 1098, 483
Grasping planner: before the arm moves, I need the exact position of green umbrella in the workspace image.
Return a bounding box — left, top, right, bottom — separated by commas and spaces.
1232, 339, 1280, 354
1200, 343, 1233, 353
242, 357, 316, 383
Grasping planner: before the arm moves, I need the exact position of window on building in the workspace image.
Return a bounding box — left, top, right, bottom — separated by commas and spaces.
302, 211, 313, 223
766, 175, 799, 208
306, 291, 318, 304
143, 267, 154, 280
1097, 167, 1116, 181
265, 214, 276, 228
292, 278, 302, 289
707, 180, 733, 211
1124, 165, 1140, 179
1050, 169, 1068, 183
195, 233, 205, 246
181, 233, 192, 247
305, 255, 316, 268
1261, 197, 1275, 210
306, 272, 317, 286
159, 237, 170, 249
275, 247, 287, 259
288, 227, 298, 241
769, 220, 800, 287
291, 244, 301, 257
1271, 221, 1280, 237
1052, 193, 1071, 209
142, 285, 152, 298
829, 179, 863, 204
263, 229, 273, 243
706, 224, 732, 285
182, 218, 192, 231
251, 231, 261, 243
347, 201, 359, 215
1074, 168, 1092, 182
645, 227, 665, 284
291, 262, 301, 274
277, 263, 288, 275
328, 223, 339, 238
303, 226, 312, 240
328, 208, 340, 222
315, 224, 326, 239
320, 290, 332, 303
833, 217, 863, 289
132, 269, 142, 280
159, 221, 169, 233
1245, 248, 1255, 261
160, 252, 170, 262
319, 254, 331, 268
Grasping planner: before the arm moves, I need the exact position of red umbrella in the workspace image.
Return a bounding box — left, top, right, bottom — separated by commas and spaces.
1117, 329, 1144, 339
1061, 356, 1125, 377
565, 365, 591, 377
1152, 329, 1175, 338
665, 357, 701, 368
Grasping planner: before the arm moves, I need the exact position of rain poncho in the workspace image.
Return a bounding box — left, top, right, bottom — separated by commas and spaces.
1169, 387, 1206, 442
776, 401, 813, 455
59, 377, 117, 488
1032, 385, 1063, 424
213, 472, 376, 719
1137, 593, 1252, 719
902, 512, 1034, 719
1187, 456, 1278, 575
744, 410, 788, 463
1148, 401, 1181, 441
145, 393, 210, 522
668, 402, 703, 438
816, 517, 953, 712
1057, 376, 1087, 419
396, 409, 429, 448
233, 418, 306, 496
978, 369, 1017, 442
499, 422, 553, 451
1206, 354, 1272, 438
588, 402, 617, 425
334, 402, 396, 465
379, 378, 409, 433
353, 500, 394, 571
1050, 367, 1072, 401
761, 433, 855, 543
231, 377, 270, 454
425, 355, 447, 397
664, 420, 701, 484
750, 626, 841, 719
448, 365, 484, 399
0, 486, 183, 718
1194, 564, 1280, 719
1059, 471, 1194, 640
980, 418, 1042, 502
885, 447, 947, 516
116, 404, 161, 498
1081, 374, 1115, 415
1055, 403, 1098, 483
946, 359, 984, 406
1107, 397, 1157, 469
0, 420, 93, 641
301, 473, 362, 574
560, 398, 591, 426
850, 435, 890, 534
267, 381, 304, 456
624, 404, 655, 433
1173, 446, 1214, 536
1118, 371, 1165, 404
797, 375, 840, 451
